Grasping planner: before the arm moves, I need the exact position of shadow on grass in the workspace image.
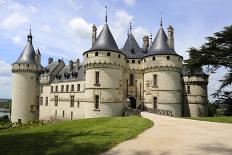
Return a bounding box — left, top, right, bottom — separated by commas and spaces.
0, 129, 114, 155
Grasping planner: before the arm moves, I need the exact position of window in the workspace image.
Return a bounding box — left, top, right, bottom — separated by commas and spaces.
66, 85, 69, 92
153, 97, 157, 109
107, 52, 110, 56
95, 71, 100, 85
167, 56, 170, 60
61, 85, 64, 92
40, 97, 43, 105
118, 54, 120, 58
71, 111, 73, 120
77, 84, 80, 91
153, 56, 156, 60
45, 97, 48, 106
51, 86, 53, 93
144, 59, 146, 62
30, 105, 36, 112
130, 74, 134, 85
153, 74, 157, 86
63, 111, 65, 118
55, 95, 58, 106
138, 60, 140, 64
55, 86, 58, 92
40, 86, 43, 93
127, 60, 129, 63
187, 85, 190, 94
55, 110, 57, 117
132, 60, 135, 63
70, 95, 74, 107
71, 85, 74, 91
86, 53, 88, 57
77, 102, 80, 108
95, 52, 98, 56
95, 95, 99, 109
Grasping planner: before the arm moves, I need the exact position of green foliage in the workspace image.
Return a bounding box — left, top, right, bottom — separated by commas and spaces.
0, 101, 11, 109
0, 116, 153, 155
208, 103, 217, 117
184, 25, 232, 113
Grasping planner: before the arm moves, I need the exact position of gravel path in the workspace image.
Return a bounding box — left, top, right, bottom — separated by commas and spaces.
103, 112, 232, 155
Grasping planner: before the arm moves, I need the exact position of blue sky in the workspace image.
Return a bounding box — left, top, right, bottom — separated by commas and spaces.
0, 0, 231, 100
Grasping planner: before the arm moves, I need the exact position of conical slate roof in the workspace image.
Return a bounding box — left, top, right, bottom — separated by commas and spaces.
14, 32, 37, 65
87, 24, 120, 52
121, 34, 144, 58
147, 27, 177, 56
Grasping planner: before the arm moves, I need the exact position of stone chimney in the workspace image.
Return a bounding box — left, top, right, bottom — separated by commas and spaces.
48, 57, 53, 64
74, 58, 80, 68
92, 24, 97, 46
69, 60, 74, 70
35, 48, 41, 65
167, 25, 174, 49
142, 35, 149, 50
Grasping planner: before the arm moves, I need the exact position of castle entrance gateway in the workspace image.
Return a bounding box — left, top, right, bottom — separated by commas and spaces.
129, 97, 136, 109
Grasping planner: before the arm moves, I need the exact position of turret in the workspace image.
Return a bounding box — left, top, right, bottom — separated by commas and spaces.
11, 29, 42, 123
83, 6, 125, 118
143, 21, 183, 116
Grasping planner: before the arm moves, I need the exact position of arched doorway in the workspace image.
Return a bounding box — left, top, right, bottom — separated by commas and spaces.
129, 97, 136, 109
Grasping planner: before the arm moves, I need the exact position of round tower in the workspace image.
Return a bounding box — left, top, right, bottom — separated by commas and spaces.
143, 24, 183, 117
183, 68, 208, 117
11, 30, 42, 123
83, 20, 126, 118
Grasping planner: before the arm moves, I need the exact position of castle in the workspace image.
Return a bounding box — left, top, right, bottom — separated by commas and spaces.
11, 15, 209, 123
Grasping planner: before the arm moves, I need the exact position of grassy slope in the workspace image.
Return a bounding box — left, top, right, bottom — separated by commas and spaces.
191, 116, 232, 124
0, 116, 153, 155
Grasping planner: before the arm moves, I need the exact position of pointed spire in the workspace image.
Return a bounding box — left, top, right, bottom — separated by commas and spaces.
160, 11, 163, 27
149, 33, 152, 45
27, 25, 33, 43
129, 22, 132, 34
105, 6, 108, 23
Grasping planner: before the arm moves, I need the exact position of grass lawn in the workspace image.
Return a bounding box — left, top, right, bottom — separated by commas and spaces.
191, 116, 232, 124
0, 116, 153, 155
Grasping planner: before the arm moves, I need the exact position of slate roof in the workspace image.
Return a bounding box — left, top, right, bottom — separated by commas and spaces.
13, 32, 37, 65
86, 24, 120, 53
146, 27, 177, 57
121, 34, 144, 58
182, 67, 207, 76
40, 61, 60, 76
52, 64, 85, 82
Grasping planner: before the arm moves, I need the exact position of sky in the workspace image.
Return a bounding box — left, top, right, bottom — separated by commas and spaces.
0, 0, 231, 100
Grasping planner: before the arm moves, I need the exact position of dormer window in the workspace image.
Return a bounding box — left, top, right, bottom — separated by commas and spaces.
107, 52, 110, 56
95, 52, 98, 56
131, 48, 135, 54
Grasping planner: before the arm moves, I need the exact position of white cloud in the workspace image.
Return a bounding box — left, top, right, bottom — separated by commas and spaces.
0, 60, 11, 77
69, 17, 92, 39
0, 12, 28, 29
133, 26, 149, 45
11, 35, 22, 44
41, 25, 52, 33
123, 0, 136, 6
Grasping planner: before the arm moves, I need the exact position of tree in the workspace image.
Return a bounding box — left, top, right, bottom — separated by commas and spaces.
185, 25, 232, 115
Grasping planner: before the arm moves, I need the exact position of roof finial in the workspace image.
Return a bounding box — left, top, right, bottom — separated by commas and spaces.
150, 33, 152, 44
160, 11, 163, 27
27, 25, 32, 43
129, 22, 132, 34
105, 6, 108, 23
